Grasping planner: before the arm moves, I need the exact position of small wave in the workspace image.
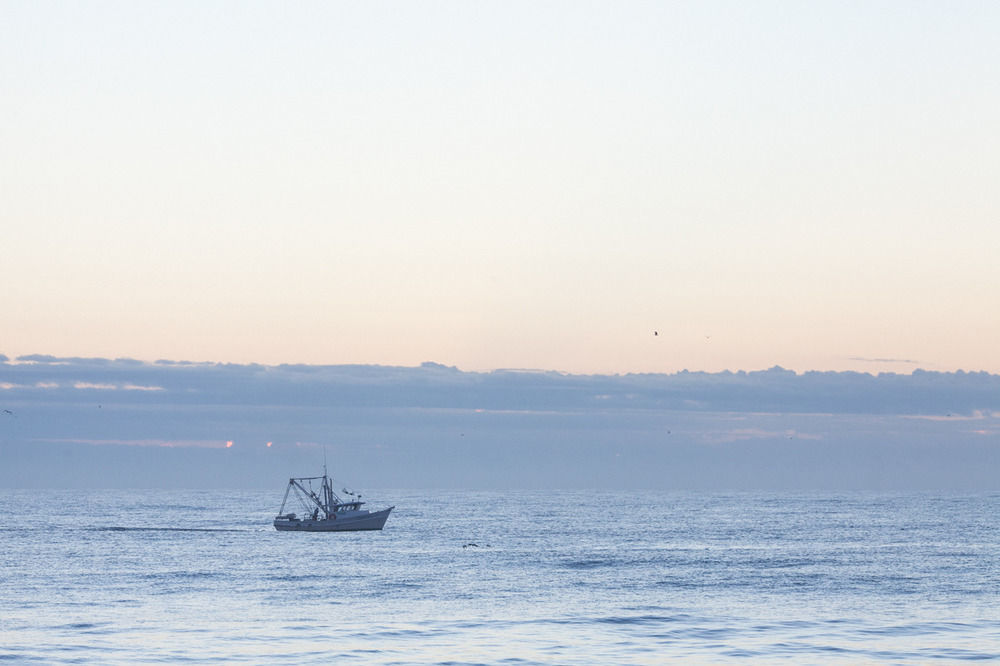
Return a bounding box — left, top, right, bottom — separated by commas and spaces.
266, 573, 315, 582
723, 648, 766, 658
362, 627, 445, 639
857, 621, 979, 637
928, 646, 1000, 661
769, 640, 1000, 662
141, 571, 222, 581
596, 614, 685, 626
50, 622, 118, 636
558, 558, 617, 570
536, 613, 693, 627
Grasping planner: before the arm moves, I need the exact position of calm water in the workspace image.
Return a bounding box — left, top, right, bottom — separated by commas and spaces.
1, 490, 998, 663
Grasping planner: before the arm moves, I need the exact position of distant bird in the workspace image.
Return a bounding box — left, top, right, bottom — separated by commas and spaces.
653, 331, 658, 336
2, 409, 12, 415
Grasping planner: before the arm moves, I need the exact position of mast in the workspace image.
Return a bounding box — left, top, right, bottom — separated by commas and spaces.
324, 473, 333, 517
323, 447, 334, 517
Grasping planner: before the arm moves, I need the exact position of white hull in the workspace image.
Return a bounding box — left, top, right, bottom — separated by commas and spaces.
273, 506, 393, 532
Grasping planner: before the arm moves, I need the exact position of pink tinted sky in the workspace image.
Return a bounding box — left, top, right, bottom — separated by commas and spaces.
3, 2, 998, 375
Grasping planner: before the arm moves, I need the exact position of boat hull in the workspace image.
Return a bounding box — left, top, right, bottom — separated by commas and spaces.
273, 507, 393, 532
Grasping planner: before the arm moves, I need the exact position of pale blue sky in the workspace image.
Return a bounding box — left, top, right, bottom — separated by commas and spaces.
2, 1, 998, 373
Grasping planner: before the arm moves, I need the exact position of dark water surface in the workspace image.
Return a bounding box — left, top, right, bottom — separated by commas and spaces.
2, 490, 998, 663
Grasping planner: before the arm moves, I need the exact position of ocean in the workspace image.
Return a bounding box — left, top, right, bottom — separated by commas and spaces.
1, 490, 998, 664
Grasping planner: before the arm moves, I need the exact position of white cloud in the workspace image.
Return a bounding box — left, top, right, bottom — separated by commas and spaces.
705, 428, 823, 444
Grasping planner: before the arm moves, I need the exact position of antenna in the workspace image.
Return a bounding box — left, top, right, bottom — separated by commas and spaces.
323, 446, 328, 477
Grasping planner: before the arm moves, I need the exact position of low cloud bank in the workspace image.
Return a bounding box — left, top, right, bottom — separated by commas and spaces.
4, 355, 998, 414
2, 357, 999, 490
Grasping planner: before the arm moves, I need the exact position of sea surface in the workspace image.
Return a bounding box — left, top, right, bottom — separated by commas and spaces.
1, 490, 998, 664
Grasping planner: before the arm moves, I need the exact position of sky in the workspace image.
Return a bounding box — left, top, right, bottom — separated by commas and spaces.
2, 1, 998, 375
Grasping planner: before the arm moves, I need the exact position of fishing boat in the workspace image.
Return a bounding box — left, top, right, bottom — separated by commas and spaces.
273, 467, 393, 532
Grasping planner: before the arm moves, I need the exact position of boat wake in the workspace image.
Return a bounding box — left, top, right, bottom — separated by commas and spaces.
96, 526, 247, 533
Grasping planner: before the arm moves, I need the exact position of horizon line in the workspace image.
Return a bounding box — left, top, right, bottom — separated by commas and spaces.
1, 352, 995, 378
